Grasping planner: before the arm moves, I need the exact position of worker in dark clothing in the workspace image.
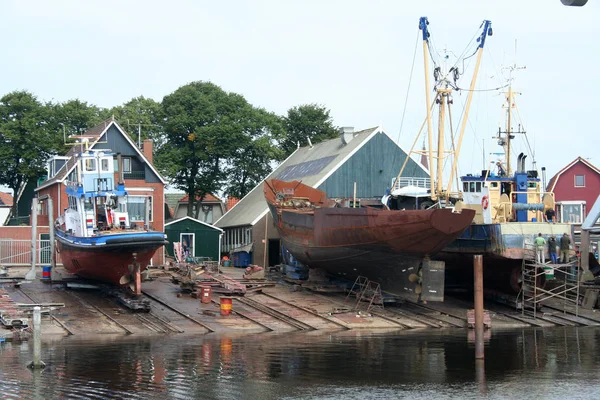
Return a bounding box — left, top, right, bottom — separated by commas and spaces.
560, 233, 571, 264
548, 235, 558, 264
545, 208, 556, 223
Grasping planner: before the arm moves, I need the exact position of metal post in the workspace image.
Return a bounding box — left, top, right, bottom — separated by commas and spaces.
474, 254, 484, 359
25, 199, 38, 280
48, 198, 55, 280
353, 182, 357, 208
263, 213, 268, 268
27, 306, 45, 369
144, 196, 150, 230
476, 359, 486, 394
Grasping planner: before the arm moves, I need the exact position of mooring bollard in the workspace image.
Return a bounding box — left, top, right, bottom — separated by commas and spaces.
27, 306, 46, 369
474, 255, 484, 360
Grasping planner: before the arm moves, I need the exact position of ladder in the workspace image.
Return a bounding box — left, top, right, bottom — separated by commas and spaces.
346, 276, 383, 313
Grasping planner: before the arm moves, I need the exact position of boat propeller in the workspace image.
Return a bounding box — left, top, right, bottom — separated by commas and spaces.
408, 272, 422, 296
119, 253, 142, 296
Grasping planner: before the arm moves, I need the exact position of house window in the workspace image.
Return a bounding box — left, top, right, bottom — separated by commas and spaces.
560, 202, 584, 223
122, 157, 132, 173
575, 175, 585, 187
127, 196, 153, 222
199, 204, 213, 224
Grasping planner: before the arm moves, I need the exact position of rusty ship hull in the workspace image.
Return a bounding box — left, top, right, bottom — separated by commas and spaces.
265, 180, 476, 295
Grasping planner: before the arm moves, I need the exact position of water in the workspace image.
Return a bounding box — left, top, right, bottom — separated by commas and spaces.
1, 328, 600, 399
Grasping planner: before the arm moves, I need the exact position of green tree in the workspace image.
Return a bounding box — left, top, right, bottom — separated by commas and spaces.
223, 109, 284, 198
110, 96, 164, 149
0, 91, 54, 216
47, 99, 107, 153
158, 81, 282, 217
281, 104, 339, 157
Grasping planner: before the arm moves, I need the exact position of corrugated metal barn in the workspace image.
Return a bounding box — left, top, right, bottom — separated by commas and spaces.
215, 126, 429, 268
165, 217, 223, 262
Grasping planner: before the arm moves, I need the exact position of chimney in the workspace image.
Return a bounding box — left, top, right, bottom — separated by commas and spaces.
340, 127, 354, 145
420, 138, 428, 170
142, 139, 153, 164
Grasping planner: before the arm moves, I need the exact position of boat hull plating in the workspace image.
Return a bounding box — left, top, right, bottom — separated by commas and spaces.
265, 180, 475, 294
56, 231, 166, 286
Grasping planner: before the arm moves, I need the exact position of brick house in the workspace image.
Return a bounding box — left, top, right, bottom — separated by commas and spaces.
32, 119, 166, 265
547, 156, 600, 224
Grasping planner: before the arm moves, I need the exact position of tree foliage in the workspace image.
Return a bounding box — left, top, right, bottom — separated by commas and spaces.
158, 81, 283, 217
47, 99, 107, 153
281, 104, 339, 157
110, 96, 164, 149
0, 91, 54, 216
223, 110, 284, 199
0, 85, 340, 222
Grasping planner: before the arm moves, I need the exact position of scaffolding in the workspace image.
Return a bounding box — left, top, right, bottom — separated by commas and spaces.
346, 276, 384, 313
518, 241, 580, 319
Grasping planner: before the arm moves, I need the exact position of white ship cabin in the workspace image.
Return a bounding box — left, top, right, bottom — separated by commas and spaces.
60, 150, 149, 237
461, 170, 546, 225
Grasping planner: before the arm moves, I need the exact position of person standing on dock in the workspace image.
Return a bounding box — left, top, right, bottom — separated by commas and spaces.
560, 233, 571, 264
535, 233, 546, 264
548, 235, 558, 264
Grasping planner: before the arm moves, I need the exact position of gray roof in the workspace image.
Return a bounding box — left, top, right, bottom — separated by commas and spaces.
165, 192, 185, 210
215, 127, 379, 228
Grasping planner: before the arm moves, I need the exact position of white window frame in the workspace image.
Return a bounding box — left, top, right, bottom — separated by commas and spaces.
127, 195, 153, 222
574, 174, 585, 188
558, 200, 585, 224
180, 233, 195, 257
122, 157, 132, 173
85, 158, 96, 172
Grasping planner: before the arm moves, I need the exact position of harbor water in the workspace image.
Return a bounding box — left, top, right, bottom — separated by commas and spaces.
1, 327, 600, 399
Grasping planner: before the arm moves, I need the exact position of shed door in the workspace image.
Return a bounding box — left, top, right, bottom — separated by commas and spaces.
180, 233, 195, 258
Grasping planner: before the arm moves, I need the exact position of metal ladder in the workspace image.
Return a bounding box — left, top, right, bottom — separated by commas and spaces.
346, 276, 384, 313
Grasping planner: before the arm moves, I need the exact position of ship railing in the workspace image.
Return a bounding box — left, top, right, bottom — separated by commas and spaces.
391, 177, 431, 192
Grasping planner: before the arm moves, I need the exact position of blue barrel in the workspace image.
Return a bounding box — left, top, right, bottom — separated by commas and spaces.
41, 266, 51, 280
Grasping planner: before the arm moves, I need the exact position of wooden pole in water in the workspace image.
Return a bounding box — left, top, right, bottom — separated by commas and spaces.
27, 306, 46, 369
474, 254, 484, 359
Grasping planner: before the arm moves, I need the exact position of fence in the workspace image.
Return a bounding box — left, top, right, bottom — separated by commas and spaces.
0, 239, 62, 267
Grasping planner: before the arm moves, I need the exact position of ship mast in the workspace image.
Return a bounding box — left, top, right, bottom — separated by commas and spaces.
419, 17, 437, 201
444, 20, 493, 197
396, 18, 492, 204
495, 62, 525, 176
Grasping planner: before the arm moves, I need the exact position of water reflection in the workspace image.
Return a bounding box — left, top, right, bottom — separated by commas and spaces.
1, 328, 600, 399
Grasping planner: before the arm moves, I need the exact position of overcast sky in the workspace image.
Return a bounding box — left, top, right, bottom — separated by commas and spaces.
1, 0, 598, 193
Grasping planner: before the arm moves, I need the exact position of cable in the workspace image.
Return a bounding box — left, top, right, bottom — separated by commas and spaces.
397, 28, 421, 141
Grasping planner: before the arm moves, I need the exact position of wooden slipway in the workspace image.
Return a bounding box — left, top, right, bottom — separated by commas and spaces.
1, 265, 595, 341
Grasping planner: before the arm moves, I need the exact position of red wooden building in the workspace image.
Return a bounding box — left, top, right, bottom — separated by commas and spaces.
547, 157, 600, 224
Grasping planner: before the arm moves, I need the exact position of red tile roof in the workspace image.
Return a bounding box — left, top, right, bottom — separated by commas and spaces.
0, 192, 12, 207
179, 193, 222, 203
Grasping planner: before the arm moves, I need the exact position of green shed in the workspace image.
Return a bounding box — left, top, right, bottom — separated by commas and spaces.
164, 216, 224, 262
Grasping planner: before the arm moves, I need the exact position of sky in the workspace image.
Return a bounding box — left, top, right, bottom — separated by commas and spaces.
1, 0, 598, 194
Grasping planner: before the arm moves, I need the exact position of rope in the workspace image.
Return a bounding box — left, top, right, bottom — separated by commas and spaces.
398, 28, 421, 140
